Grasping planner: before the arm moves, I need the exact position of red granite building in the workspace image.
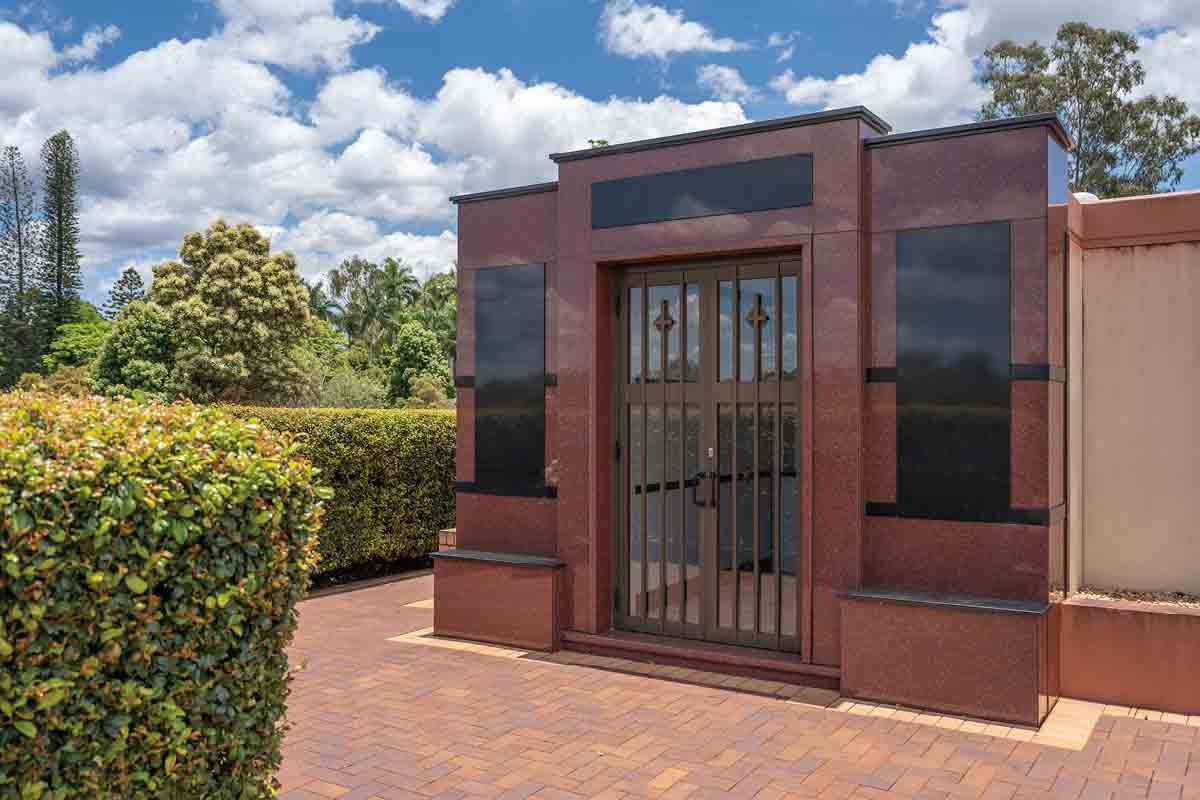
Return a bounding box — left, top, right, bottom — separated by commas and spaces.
435, 107, 1071, 726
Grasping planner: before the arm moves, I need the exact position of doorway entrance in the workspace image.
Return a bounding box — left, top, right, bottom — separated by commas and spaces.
615, 255, 803, 652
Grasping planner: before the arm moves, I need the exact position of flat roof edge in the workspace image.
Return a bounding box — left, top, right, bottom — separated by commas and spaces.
549, 106, 892, 163
865, 113, 1073, 151
450, 181, 558, 205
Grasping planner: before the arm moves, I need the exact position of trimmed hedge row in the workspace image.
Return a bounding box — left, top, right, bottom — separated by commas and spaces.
226, 407, 456, 575
0, 392, 324, 799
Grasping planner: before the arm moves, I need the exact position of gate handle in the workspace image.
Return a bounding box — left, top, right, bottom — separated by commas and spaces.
691, 471, 716, 507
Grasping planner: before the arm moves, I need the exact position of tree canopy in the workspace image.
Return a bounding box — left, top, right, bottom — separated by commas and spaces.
981, 22, 1200, 196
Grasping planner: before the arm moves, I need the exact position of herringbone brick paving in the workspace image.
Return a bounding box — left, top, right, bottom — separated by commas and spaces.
279, 574, 1200, 799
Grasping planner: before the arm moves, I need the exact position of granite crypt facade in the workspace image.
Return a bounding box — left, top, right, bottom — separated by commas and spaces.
435, 107, 1071, 726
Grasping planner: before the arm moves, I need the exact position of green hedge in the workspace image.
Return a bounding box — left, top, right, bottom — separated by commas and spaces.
226, 407, 456, 575
0, 392, 324, 799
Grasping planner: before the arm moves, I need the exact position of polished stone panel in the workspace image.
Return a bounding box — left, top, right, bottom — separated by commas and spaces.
456, 388, 474, 483
811, 230, 862, 666
474, 263, 547, 495
1047, 135, 1070, 205
434, 554, 563, 651
868, 232, 896, 367
1012, 217, 1048, 365
864, 516, 1048, 601
869, 127, 1046, 232
865, 382, 897, 503
591, 155, 813, 229
842, 594, 1048, 725
458, 189, 557, 269
1011, 381, 1049, 509
455, 493, 557, 558
897, 222, 1011, 521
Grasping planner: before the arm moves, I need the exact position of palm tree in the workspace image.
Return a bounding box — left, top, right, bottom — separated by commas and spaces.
306, 279, 343, 325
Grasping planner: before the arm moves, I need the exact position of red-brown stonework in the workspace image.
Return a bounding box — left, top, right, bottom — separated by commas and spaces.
433, 555, 562, 651
842, 596, 1052, 725
446, 111, 1068, 721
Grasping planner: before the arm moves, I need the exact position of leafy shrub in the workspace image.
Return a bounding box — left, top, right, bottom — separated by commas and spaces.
227, 407, 454, 574
405, 373, 453, 409
313, 367, 390, 409
389, 321, 450, 402
0, 392, 324, 798
92, 301, 177, 400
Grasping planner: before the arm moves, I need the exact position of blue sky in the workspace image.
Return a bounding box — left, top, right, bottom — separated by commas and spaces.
1, 0, 1197, 304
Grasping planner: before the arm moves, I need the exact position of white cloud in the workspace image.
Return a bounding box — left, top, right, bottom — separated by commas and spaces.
767, 31, 795, 63
214, 0, 379, 72
697, 64, 759, 103
389, 0, 458, 22
599, 0, 747, 61
1137, 27, 1200, 108
771, 10, 987, 130
770, 1, 1200, 134
61, 24, 120, 63
0, 15, 750, 300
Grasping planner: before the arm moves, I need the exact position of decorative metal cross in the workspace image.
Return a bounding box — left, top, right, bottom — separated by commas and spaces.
745, 292, 770, 329
653, 299, 675, 333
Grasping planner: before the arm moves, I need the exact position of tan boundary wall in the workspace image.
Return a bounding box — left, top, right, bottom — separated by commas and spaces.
1068, 191, 1200, 595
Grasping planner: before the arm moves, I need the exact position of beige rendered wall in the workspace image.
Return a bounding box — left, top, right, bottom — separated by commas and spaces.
1081, 240, 1200, 593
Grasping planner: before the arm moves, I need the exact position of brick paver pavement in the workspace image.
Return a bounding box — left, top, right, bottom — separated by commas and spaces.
279, 574, 1200, 799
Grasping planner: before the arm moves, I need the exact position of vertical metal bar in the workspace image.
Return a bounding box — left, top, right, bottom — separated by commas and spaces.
659, 291, 669, 630
640, 277, 649, 623
775, 269, 784, 648
752, 288, 761, 639
679, 279, 688, 632
731, 276, 740, 635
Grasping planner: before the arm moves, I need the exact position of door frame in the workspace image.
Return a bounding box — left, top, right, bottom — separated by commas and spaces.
609, 249, 815, 659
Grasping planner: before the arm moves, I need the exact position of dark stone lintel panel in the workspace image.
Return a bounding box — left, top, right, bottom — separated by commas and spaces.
591, 154, 813, 229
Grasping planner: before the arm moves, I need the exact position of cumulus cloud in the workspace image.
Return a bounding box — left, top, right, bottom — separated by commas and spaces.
61, 25, 121, 63
599, 0, 748, 61
770, 1, 1200, 133
767, 31, 796, 63
697, 64, 759, 102
0, 13, 749, 300
389, 0, 458, 22
771, 10, 986, 130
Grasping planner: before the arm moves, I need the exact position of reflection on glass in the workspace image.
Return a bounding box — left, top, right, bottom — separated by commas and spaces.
782, 276, 798, 379
781, 405, 798, 636
629, 405, 643, 617
685, 283, 701, 382
1048, 135, 1069, 205
665, 404, 683, 623
739, 278, 776, 382
647, 285, 681, 383
717, 403, 733, 629
646, 404, 663, 619
719, 280, 734, 382
684, 404, 701, 625
629, 286, 643, 384
758, 405, 776, 635
736, 404, 755, 633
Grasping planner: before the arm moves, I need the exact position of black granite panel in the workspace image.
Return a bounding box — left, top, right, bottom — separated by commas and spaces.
897, 222, 1011, 520
474, 263, 546, 495
591, 154, 813, 229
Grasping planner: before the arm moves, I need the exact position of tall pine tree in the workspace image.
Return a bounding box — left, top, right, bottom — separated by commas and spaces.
36, 130, 83, 344
0, 145, 42, 385
103, 266, 145, 318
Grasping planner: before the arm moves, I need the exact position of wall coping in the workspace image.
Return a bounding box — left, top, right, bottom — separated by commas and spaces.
1069, 190, 1200, 249
1064, 595, 1200, 618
